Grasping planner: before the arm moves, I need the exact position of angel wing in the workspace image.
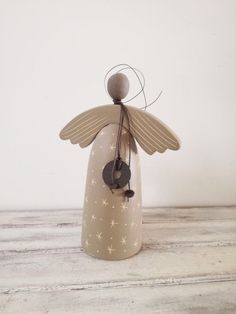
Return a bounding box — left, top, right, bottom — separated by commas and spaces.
60, 104, 180, 155
59, 105, 120, 148
126, 106, 181, 155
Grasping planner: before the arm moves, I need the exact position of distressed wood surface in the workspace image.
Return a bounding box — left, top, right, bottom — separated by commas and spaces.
0, 207, 236, 313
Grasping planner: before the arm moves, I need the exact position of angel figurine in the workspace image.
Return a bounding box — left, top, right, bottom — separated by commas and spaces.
59, 68, 180, 260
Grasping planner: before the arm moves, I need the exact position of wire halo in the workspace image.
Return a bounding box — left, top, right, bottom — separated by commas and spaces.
104, 63, 162, 110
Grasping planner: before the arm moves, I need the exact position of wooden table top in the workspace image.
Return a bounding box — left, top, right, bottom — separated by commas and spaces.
0, 207, 236, 313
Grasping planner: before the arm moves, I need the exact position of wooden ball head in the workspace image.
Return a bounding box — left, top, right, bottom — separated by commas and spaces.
107, 73, 129, 101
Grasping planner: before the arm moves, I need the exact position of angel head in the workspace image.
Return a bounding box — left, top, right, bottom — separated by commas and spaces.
107, 73, 129, 102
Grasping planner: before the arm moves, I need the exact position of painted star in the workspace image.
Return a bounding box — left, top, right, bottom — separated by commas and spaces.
96, 232, 102, 240
110, 144, 116, 151
110, 219, 118, 228
121, 236, 127, 245
91, 214, 96, 222
130, 220, 135, 228
134, 241, 139, 247
91, 178, 97, 186
121, 202, 128, 212
102, 199, 108, 207
107, 245, 116, 254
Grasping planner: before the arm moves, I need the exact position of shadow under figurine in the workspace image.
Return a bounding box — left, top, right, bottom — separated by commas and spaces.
59, 71, 180, 260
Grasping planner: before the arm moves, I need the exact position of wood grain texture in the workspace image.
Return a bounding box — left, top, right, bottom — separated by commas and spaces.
0, 207, 236, 313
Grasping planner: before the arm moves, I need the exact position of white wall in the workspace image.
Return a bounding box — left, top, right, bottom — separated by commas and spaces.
0, 0, 236, 210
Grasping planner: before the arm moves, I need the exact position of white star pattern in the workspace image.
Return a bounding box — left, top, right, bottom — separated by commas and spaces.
91, 214, 96, 222
96, 232, 102, 240
110, 144, 116, 151
91, 178, 97, 186
81, 119, 144, 258
83, 157, 142, 258
110, 219, 118, 228
121, 236, 127, 245
121, 202, 128, 212
130, 221, 135, 228
102, 199, 108, 206
134, 241, 139, 247
107, 245, 116, 254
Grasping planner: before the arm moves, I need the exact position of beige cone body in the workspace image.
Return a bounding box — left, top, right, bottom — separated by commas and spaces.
81, 124, 142, 260
60, 103, 181, 260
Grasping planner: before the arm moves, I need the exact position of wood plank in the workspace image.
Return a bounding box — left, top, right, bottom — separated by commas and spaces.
0, 209, 79, 228
0, 245, 235, 291
0, 280, 236, 313
143, 206, 236, 222
0, 207, 235, 252
0, 207, 235, 313
1, 207, 236, 228
0, 212, 236, 252
0, 220, 235, 252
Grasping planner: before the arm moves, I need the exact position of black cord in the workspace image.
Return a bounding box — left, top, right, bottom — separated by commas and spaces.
104, 64, 162, 198
110, 102, 133, 199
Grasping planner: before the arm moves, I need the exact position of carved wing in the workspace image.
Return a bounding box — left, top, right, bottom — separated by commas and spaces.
59, 105, 120, 148
60, 104, 180, 154
126, 106, 181, 155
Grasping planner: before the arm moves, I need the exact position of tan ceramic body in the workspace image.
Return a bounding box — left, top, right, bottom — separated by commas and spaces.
81, 123, 142, 260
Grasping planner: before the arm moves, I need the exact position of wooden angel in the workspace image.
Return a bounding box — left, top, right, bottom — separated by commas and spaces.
59, 72, 180, 260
